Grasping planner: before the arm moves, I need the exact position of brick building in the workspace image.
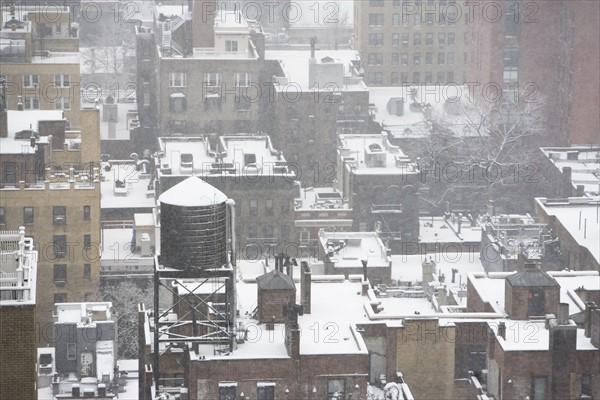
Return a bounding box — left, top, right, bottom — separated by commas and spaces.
535, 197, 600, 271
467, 0, 600, 146
155, 134, 296, 251
0, 109, 101, 343
335, 132, 420, 251
354, 0, 469, 86
0, 227, 38, 400
539, 146, 600, 199
1, 5, 81, 129
135, 2, 269, 145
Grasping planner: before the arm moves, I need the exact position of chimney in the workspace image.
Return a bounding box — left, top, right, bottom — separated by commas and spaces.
561, 166, 572, 197
497, 321, 506, 340
361, 258, 368, 281
192, 0, 216, 48
591, 308, 600, 348
310, 36, 316, 59
422, 258, 435, 283
98, 384, 106, 397
584, 302, 597, 338
301, 262, 312, 314
39, 120, 66, 150
557, 302, 569, 325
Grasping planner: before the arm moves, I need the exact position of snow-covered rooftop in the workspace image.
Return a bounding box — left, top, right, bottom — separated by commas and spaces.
31, 52, 80, 64
419, 215, 482, 244
55, 302, 113, 325
295, 186, 350, 210
1, 110, 63, 154
319, 231, 390, 268
541, 147, 600, 197
369, 85, 477, 138
536, 197, 600, 264
338, 133, 418, 175
157, 135, 294, 178
100, 163, 156, 210
159, 176, 227, 207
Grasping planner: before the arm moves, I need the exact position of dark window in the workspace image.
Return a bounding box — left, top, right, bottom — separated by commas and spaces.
3, 162, 16, 183
249, 199, 258, 217
263, 225, 274, 239
67, 343, 76, 360
582, 374, 592, 397
84, 264, 91, 278
281, 200, 290, 216
83, 206, 91, 220
368, 33, 384, 46
219, 385, 236, 400
0, 207, 5, 225
84, 234, 91, 249
532, 376, 547, 400
448, 32, 455, 45
426, 33, 433, 46
528, 288, 545, 317
369, 13, 384, 26
248, 225, 257, 239
369, 0, 384, 6
24, 207, 34, 225
53, 235, 67, 259
54, 293, 67, 303
53, 264, 67, 283
265, 199, 274, 216
257, 385, 275, 400
413, 33, 421, 45
53, 206, 66, 225
169, 94, 187, 113
281, 225, 290, 242
327, 379, 346, 399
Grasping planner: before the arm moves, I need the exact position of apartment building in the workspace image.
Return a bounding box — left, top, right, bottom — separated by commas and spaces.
354, 0, 469, 86
135, 1, 268, 144
0, 5, 81, 128
0, 108, 101, 343
467, 0, 600, 146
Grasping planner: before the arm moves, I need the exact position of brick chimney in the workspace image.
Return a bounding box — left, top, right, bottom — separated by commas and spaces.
584, 302, 597, 338
0, 111, 7, 138
39, 120, 66, 150
301, 262, 312, 314
497, 321, 506, 340
192, 0, 216, 48
549, 304, 577, 400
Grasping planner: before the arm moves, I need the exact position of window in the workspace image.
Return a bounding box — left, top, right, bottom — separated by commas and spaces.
392, 13, 401, 26
448, 32, 455, 45
83, 234, 91, 249
24, 96, 40, 110
54, 74, 70, 87
391, 72, 399, 85
368, 33, 384, 46
204, 72, 221, 87
392, 33, 400, 47
265, 198, 274, 216
263, 225, 274, 239
53, 264, 67, 283
413, 53, 421, 65
367, 72, 383, 85
413, 71, 421, 84
24, 207, 34, 225
83, 206, 91, 220
281, 200, 290, 216
225, 40, 238, 52
503, 67, 518, 83
53, 235, 67, 259
400, 72, 408, 85
437, 72, 445, 83
532, 376, 547, 400
369, 13, 384, 26
234, 72, 251, 87
281, 225, 290, 241
391, 53, 399, 66
447, 52, 454, 65
55, 97, 71, 110
413, 33, 421, 45
248, 225, 258, 239
169, 93, 187, 113
369, 0, 384, 6
438, 52, 445, 65
23, 74, 39, 88
219, 384, 237, 400
426, 33, 433, 46
328, 379, 346, 399
0, 208, 5, 225
300, 230, 310, 244
402, 33, 409, 47
438, 33, 446, 46
169, 72, 186, 87
249, 199, 258, 217
257, 383, 275, 400
204, 95, 221, 111
401, 53, 408, 65
3, 162, 16, 183
54, 293, 67, 303
447, 71, 454, 82
426, 52, 433, 65
582, 374, 592, 397
368, 53, 383, 65
425, 71, 433, 84
53, 206, 66, 224
67, 343, 76, 360
84, 264, 91, 279
169, 120, 187, 134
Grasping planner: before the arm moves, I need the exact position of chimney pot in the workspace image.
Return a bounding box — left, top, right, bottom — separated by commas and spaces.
497, 322, 506, 340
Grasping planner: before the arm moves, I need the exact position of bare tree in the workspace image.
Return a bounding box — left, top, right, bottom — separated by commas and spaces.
89, 281, 153, 360
417, 91, 546, 214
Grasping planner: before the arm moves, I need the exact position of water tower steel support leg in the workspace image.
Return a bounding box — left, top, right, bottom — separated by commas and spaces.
153, 267, 160, 392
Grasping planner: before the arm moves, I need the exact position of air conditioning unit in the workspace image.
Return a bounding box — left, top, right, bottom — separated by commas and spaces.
140, 234, 152, 257
54, 216, 65, 224
161, 163, 172, 174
